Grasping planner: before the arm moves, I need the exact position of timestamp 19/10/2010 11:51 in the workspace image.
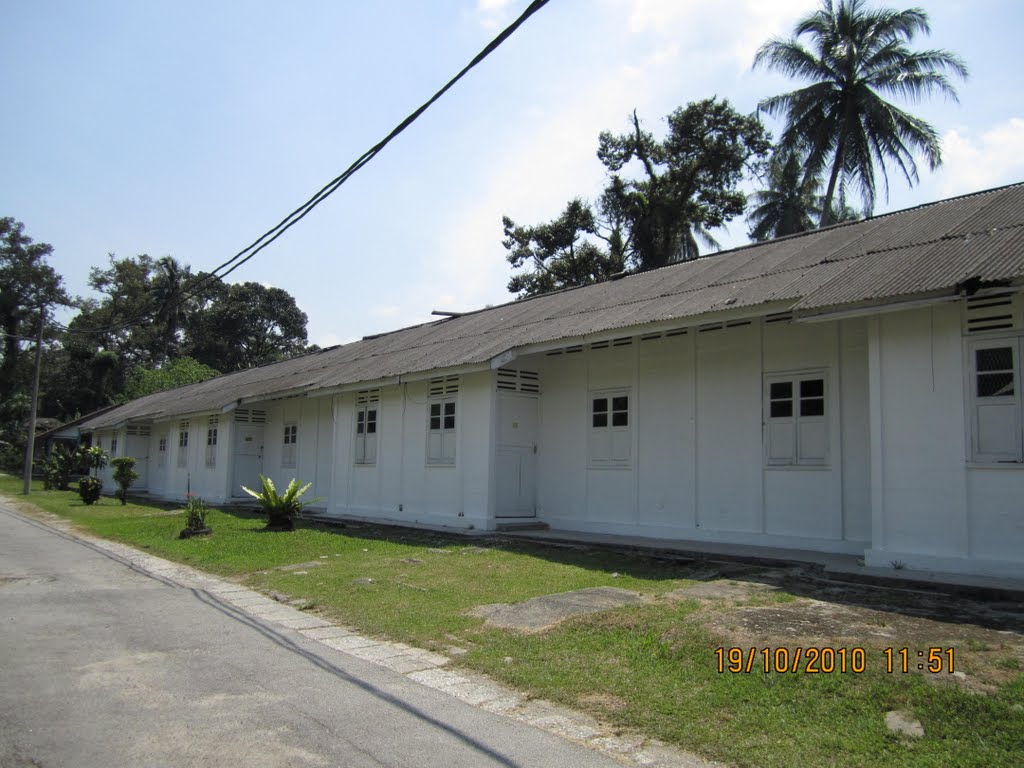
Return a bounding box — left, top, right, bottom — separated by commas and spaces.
714, 646, 956, 674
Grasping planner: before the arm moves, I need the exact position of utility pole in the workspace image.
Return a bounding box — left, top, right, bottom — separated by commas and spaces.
22, 304, 45, 495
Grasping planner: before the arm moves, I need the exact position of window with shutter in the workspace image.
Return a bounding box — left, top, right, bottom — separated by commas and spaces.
969, 339, 1023, 462
764, 372, 828, 467
426, 397, 456, 466
589, 389, 631, 468
282, 423, 298, 468
355, 405, 378, 465
177, 422, 189, 468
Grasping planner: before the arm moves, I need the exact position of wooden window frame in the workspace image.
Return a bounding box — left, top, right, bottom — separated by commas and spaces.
282, 423, 298, 469
177, 423, 189, 469
426, 396, 457, 466
354, 404, 378, 466
764, 371, 829, 467
967, 336, 1023, 463
588, 388, 631, 469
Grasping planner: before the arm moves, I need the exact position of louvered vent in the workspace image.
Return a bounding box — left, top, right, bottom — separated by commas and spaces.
496, 369, 540, 394
208, 415, 219, 427
126, 425, 151, 437
429, 376, 459, 396
356, 389, 380, 404
765, 312, 793, 325
233, 408, 267, 423
964, 294, 1021, 334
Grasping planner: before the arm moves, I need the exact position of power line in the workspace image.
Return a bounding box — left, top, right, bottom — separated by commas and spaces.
54, 0, 550, 338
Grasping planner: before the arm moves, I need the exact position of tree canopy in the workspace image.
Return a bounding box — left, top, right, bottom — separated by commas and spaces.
753, 0, 968, 225
598, 99, 771, 270
0, 217, 70, 398
120, 356, 220, 402
503, 199, 626, 298
747, 152, 823, 241
505, 98, 771, 297
186, 281, 309, 371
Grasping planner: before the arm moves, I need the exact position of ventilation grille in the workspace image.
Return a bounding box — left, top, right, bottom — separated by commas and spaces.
234, 408, 267, 424
429, 376, 459, 396
965, 293, 1020, 334
208, 415, 219, 427
356, 389, 380, 404
126, 425, 151, 437
497, 369, 540, 394
765, 312, 793, 325
179, 420, 189, 430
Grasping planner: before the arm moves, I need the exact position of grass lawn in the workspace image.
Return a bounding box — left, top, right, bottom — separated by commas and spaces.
3, 473, 1022, 768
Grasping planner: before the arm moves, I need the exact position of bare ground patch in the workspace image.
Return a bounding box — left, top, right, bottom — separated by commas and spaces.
470, 587, 646, 632
664, 566, 1024, 690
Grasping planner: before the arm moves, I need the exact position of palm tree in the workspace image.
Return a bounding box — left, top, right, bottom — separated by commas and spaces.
747, 152, 821, 241
150, 256, 192, 365
753, 0, 968, 226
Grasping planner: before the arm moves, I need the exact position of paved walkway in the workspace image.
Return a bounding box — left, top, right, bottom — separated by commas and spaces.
0, 499, 716, 768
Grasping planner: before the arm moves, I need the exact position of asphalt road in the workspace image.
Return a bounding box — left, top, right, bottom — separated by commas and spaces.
0, 504, 625, 768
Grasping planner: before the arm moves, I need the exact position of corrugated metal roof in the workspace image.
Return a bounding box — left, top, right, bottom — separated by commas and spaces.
81, 182, 1024, 430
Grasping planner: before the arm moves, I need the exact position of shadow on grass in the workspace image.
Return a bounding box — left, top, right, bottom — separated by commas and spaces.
220, 506, 1024, 634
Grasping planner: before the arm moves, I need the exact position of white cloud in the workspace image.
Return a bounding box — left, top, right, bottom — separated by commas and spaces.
728, 0, 814, 71
934, 118, 1024, 196
371, 304, 402, 319
474, 0, 517, 31
625, 0, 807, 70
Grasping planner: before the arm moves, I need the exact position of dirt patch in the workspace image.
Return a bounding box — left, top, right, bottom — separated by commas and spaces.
675, 573, 1024, 690
578, 692, 628, 712
471, 587, 644, 632
667, 578, 781, 602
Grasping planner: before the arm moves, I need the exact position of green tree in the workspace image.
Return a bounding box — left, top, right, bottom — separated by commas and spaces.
187, 282, 309, 371
597, 99, 771, 270
120, 356, 220, 401
747, 152, 822, 241
0, 218, 70, 400
753, 0, 968, 226
110, 456, 139, 505
150, 256, 195, 365
503, 199, 626, 298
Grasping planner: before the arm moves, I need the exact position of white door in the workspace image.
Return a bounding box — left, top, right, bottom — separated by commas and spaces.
125, 435, 150, 490
496, 393, 538, 517
233, 424, 264, 497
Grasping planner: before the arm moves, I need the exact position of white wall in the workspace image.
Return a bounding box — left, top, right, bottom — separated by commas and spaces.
533, 318, 871, 554
262, 397, 333, 510
142, 415, 233, 503
865, 303, 1024, 577
325, 371, 495, 530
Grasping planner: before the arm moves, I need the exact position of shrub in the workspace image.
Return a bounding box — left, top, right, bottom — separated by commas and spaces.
179, 495, 211, 538
85, 446, 108, 478
39, 455, 60, 490
241, 475, 318, 531
50, 444, 85, 490
78, 476, 103, 505
110, 456, 139, 505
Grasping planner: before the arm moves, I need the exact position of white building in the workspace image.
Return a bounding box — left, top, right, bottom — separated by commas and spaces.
82, 182, 1024, 579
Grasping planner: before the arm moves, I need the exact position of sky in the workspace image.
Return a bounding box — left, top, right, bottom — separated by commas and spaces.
3, 0, 1023, 348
